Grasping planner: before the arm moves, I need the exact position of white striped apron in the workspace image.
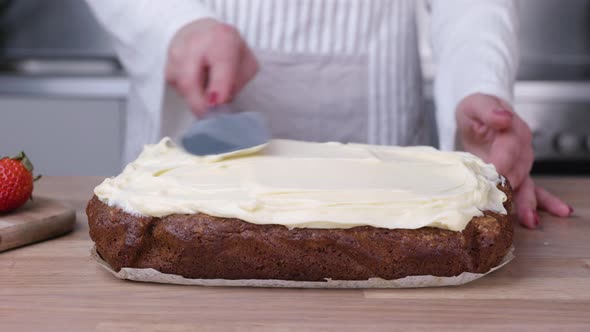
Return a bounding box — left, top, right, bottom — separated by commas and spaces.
162, 0, 431, 148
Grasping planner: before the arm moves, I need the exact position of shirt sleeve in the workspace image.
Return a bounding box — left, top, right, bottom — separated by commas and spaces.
429, 0, 519, 151
84, 0, 217, 134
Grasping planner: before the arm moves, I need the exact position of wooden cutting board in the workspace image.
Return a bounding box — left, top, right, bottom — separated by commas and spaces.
0, 197, 76, 252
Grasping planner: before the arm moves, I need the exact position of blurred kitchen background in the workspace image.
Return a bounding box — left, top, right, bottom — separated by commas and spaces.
1, 0, 589, 176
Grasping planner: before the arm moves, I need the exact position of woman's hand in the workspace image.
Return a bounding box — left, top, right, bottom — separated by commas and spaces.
166, 18, 259, 117
456, 93, 573, 228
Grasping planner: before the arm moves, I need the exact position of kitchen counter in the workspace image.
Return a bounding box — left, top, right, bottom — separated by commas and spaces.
1, 176, 589, 331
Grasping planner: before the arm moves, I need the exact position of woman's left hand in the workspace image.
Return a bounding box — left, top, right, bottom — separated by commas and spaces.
456, 93, 573, 229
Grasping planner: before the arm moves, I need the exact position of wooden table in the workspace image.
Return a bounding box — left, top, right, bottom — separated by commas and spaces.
1, 177, 589, 331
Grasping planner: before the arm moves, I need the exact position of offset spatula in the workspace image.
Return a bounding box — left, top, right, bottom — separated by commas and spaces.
181, 104, 270, 156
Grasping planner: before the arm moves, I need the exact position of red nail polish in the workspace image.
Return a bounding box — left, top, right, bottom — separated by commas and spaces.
533, 211, 540, 227
493, 109, 513, 118
208, 92, 219, 106
523, 210, 536, 229
472, 122, 486, 135
568, 205, 574, 215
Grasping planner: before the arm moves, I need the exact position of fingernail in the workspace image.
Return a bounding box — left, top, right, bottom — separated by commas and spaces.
524, 210, 538, 229
208, 92, 219, 106
472, 122, 487, 134
522, 210, 534, 229
568, 205, 574, 216
493, 109, 513, 118
533, 211, 540, 227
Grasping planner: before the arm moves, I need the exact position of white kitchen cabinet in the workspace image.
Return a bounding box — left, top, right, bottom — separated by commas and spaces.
0, 96, 126, 176
0, 72, 130, 176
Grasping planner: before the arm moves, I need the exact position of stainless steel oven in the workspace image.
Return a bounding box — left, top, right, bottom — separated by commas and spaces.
516, 0, 590, 174
419, 0, 590, 174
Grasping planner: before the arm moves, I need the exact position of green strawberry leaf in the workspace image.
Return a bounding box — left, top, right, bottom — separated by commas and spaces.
12, 151, 34, 173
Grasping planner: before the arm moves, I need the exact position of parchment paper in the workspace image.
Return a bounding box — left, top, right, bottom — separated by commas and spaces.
91, 245, 514, 288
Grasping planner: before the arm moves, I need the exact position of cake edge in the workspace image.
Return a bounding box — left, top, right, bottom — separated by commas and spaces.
86, 182, 513, 281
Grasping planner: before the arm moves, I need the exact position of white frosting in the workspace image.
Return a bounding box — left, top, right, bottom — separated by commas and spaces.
94, 138, 507, 231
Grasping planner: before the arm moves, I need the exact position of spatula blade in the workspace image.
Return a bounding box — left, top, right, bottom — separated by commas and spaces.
181, 111, 270, 156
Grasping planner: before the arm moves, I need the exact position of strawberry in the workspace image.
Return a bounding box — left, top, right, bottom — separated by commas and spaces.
0, 152, 39, 213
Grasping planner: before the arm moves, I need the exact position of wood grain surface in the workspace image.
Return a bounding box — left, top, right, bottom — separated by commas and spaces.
0, 176, 588, 331
0, 197, 75, 252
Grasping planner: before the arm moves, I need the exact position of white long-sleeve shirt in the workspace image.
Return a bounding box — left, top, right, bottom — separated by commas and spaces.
85, 0, 517, 164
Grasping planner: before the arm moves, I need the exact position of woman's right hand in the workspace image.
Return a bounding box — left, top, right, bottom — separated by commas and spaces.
166, 18, 259, 117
